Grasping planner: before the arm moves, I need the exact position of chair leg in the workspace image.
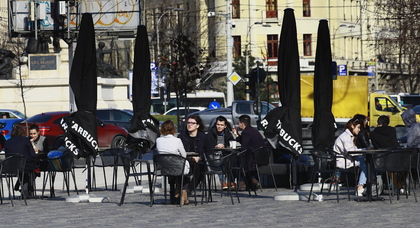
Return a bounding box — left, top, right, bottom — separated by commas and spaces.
226, 172, 234, 205
269, 166, 278, 191
307, 167, 317, 203
409, 171, 417, 202
102, 166, 108, 190
19, 175, 27, 206
385, 172, 392, 203
0, 178, 3, 204
146, 163, 153, 206
71, 168, 79, 195
150, 173, 158, 207
5, 177, 14, 206
117, 173, 130, 206
179, 175, 184, 207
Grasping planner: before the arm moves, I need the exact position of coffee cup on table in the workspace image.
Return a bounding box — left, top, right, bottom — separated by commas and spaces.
229, 140, 236, 149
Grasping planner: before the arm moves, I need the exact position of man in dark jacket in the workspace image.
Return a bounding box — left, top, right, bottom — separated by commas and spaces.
205, 116, 235, 189
370, 115, 400, 149
178, 115, 207, 204
233, 115, 265, 191
205, 116, 235, 154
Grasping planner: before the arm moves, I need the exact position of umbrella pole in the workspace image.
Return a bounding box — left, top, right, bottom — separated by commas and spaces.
85, 155, 91, 194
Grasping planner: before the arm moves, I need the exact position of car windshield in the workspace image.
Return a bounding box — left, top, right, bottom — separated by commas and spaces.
26, 114, 53, 123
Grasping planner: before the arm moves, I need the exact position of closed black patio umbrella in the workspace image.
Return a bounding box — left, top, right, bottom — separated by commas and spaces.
61, 13, 98, 192
61, 13, 98, 158
311, 20, 336, 151
126, 25, 159, 154
262, 8, 302, 156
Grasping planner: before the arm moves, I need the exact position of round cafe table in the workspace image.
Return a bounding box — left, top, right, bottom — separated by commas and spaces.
348, 149, 388, 202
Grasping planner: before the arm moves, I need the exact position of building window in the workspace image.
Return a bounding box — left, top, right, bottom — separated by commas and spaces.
303, 34, 312, 56
232, 0, 240, 18
266, 0, 278, 18
233, 36, 241, 58
303, 0, 311, 17
267, 35, 278, 59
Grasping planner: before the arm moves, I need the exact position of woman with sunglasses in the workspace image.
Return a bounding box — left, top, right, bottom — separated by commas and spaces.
333, 118, 368, 196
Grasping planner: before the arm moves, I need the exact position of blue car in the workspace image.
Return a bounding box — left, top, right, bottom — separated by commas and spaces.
0, 119, 24, 140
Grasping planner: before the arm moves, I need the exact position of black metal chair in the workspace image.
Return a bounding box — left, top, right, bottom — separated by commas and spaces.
42, 152, 78, 198
203, 152, 238, 205
410, 148, 420, 189
230, 149, 256, 196
331, 151, 360, 202
0, 154, 27, 206
93, 148, 124, 191
151, 154, 195, 207
308, 150, 335, 202
253, 146, 291, 191
373, 148, 417, 203
118, 150, 153, 206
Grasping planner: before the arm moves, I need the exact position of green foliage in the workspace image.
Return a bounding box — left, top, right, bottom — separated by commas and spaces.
153, 114, 178, 123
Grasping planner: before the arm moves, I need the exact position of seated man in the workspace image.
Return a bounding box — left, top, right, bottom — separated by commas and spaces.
205, 116, 235, 190
232, 115, 265, 191
370, 115, 400, 149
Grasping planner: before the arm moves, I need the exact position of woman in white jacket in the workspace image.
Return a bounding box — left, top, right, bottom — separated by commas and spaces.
156, 120, 190, 205
333, 118, 367, 196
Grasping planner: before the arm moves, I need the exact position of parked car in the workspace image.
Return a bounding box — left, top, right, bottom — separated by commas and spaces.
20, 112, 128, 151
183, 101, 274, 131
96, 109, 133, 130
0, 109, 26, 119
163, 107, 206, 117
0, 118, 24, 140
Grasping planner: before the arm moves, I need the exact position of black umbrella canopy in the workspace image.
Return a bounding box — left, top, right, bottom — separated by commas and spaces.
311, 19, 336, 151
127, 25, 159, 153
61, 13, 98, 158
261, 8, 302, 156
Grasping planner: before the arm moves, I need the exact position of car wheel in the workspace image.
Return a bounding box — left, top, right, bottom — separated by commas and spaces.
111, 135, 126, 148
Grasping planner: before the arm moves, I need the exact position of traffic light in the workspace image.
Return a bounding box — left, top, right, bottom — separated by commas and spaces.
245, 73, 255, 99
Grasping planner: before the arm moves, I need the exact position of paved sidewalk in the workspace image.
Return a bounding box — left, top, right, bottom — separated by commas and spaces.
1, 154, 420, 227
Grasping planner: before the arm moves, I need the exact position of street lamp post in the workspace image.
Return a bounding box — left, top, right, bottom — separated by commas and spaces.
226, 0, 234, 106
332, 24, 355, 59
156, 7, 183, 113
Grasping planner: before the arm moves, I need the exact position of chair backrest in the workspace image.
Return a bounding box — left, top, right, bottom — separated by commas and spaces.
253, 147, 272, 167
373, 148, 412, 172
309, 150, 334, 171
100, 148, 125, 166
153, 154, 187, 176
204, 152, 231, 173
1, 154, 26, 176
48, 153, 74, 172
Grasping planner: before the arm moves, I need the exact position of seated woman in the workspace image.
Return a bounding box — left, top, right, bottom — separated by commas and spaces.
333, 118, 368, 196
4, 125, 39, 198
29, 124, 49, 154
155, 120, 190, 205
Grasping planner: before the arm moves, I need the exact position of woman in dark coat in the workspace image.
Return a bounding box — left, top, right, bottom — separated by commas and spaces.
4, 125, 39, 198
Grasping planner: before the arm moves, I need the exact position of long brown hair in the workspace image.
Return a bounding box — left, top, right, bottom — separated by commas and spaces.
344, 118, 360, 145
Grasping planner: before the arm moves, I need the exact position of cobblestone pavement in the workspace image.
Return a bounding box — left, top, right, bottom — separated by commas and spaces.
1, 159, 420, 227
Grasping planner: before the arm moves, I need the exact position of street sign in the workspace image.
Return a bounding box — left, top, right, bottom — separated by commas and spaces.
338, 65, 347, 76
208, 101, 221, 109
228, 71, 242, 85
